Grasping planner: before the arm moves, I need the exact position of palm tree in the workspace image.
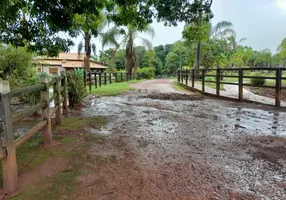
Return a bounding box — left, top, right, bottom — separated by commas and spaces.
121, 25, 155, 75
227, 35, 247, 50
101, 27, 121, 72
211, 21, 235, 39
75, 12, 106, 71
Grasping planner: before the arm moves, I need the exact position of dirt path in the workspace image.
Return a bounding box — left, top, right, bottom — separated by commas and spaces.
131, 79, 191, 94
70, 80, 286, 200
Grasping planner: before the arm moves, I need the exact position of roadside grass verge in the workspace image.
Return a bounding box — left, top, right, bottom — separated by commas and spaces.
89, 80, 142, 96
172, 81, 189, 92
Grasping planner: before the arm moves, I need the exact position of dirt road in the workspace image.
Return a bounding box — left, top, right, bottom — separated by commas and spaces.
72, 79, 286, 200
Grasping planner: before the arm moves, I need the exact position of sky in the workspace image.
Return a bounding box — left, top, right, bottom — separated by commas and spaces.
70, 0, 286, 54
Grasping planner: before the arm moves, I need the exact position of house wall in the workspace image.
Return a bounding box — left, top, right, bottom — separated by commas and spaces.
36, 65, 66, 76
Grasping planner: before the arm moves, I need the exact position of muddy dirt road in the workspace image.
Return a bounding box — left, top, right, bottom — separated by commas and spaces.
75, 80, 286, 200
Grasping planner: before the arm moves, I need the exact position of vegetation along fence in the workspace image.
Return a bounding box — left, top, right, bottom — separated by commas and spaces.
177, 68, 286, 108
0, 73, 68, 194
84, 71, 143, 92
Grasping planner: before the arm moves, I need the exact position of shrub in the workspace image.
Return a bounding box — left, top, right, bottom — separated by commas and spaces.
67, 69, 87, 107
138, 67, 155, 79
250, 73, 266, 86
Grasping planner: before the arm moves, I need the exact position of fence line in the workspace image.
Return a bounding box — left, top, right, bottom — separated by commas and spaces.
0, 73, 68, 194
84, 71, 143, 92
177, 67, 286, 108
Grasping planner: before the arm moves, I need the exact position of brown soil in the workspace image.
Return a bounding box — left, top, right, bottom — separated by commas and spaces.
146, 92, 204, 101
245, 86, 286, 101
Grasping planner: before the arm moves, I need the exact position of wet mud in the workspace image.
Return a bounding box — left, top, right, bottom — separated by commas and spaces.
78, 89, 286, 200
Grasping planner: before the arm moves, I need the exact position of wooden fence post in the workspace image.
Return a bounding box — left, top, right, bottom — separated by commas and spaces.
185, 70, 188, 85
177, 70, 180, 82
275, 67, 282, 108
40, 76, 52, 145
99, 72, 102, 87
120, 73, 123, 82
83, 70, 87, 88
238, 68, 243, 102
216, 68, 221, 96
0, 81, 18, 194
88, 71, 92, 92
115, 73, 118, 82
192, 69, 195, 87
202, 69, 205, 92
56, 77, 62, 125
61, 72, 68, 114
104, 73, 107, 85
94, 72, 98, 88
109, 73, 112, 84
126, 73, 129, 82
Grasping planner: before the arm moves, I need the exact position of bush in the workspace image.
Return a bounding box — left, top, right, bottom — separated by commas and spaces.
68, 69, 87, 107
250, 73, 266, 86
138, 67, 155, 79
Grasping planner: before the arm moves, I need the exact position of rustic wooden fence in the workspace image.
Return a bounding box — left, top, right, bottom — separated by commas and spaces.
177, 68, 286, 108
0, 73, 68, 194
84, 71, 142, 92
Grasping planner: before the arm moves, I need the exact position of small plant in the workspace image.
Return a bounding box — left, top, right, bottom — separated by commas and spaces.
250, 73, 266, 86
67, 69, 87, 107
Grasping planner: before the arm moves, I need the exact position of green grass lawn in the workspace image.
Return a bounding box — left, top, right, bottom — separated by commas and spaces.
89, 80, 142, 96
172, 81, 189, 92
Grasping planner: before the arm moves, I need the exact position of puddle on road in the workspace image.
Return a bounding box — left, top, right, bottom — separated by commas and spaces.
82, 91, 286, 137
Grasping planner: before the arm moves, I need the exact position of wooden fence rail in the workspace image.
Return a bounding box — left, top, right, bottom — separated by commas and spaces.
0, 73, 68, 195
84, 71, 142, 92
177, 67, 285, 108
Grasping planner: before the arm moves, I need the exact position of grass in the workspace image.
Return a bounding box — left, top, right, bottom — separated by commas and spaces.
89, 80, 142, 96
172, 81, 189, 92
7, 115, 110, 200
57, 116, 109, 131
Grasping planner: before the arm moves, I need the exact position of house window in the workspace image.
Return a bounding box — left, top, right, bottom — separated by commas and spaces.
49, 68, 58, 74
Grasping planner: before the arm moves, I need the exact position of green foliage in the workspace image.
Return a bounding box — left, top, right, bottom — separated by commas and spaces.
205, 76, 216, 82
250, 73, 266, 86
165, 52, 180, 74
182, 22, 211, 45
137, 67, 155, 79
67, 69, 87, 106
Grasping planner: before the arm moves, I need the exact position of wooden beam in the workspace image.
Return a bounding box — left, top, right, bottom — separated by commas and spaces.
0, 81, 18, 194
15, 120, 47, 149
12, 102, 46, 124
41, 78, 52, 146
9, 84, 45, 98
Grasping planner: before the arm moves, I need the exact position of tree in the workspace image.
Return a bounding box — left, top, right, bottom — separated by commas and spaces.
229, 46, 253, 67
75, 11, 106, 71
142, 50, 156, 68
121, 25, 155, 74
227, 35, 247, 50
115, 49, 126, 70
101, 27, 121, 72
165, 52, 180, 74
0, 0, 104, 56
277, 37, 286, 66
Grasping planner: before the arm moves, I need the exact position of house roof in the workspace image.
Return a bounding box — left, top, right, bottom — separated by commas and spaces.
34, 53, 107, 69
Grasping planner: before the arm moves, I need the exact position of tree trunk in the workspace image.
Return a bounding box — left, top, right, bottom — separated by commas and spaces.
84, 32, 91, 71
195, 41, 201, 79
134, 54, 139, 74
125, 41, 133, 75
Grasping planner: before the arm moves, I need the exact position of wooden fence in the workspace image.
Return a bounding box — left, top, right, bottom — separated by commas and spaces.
177, 67, 286, 108
84, 71, 142, 92
0, 73, 68, 194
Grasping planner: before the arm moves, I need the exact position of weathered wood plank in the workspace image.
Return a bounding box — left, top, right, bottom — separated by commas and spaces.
15, 120, 47, 148
0, 82, 18, 194
9, 84, 45, 98
41, 78, 52, 146
12, 102, 46, 124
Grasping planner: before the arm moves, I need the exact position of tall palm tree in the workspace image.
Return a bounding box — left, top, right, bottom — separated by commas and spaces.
121, 25, 155, 75
227, 35, 247, 50
101, 27, 121, 72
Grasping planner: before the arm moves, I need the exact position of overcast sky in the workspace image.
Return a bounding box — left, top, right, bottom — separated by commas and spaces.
70, 0, 286, 54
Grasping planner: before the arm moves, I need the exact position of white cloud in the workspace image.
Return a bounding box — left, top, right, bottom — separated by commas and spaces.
275, 0, 286, 12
